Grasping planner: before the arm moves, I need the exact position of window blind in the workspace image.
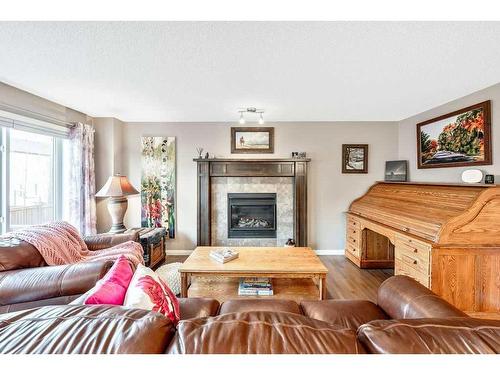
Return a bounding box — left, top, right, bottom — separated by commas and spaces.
0, 110, 71, 138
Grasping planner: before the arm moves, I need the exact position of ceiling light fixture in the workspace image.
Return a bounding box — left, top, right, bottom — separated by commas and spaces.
237, 107, 265, 125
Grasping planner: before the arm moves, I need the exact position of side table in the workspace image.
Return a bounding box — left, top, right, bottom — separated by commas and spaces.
125, 227, 168, 269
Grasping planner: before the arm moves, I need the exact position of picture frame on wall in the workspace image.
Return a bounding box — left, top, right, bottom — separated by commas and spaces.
417, 100, 492, 169
385, 160, 408, 182
342, 144, 368, 174
141, 136, 176, 238
231, 127, 274, 154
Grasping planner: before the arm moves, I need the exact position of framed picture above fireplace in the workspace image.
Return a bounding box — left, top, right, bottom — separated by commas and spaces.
231, 127, 274, 154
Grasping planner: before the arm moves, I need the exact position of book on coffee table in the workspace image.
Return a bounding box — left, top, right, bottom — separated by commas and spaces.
238, 277, 273, 296
209, 248, 239, 263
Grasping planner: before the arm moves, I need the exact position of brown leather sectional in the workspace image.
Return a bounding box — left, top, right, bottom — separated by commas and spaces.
0, 232, 139, 313
1, 275, 499, 354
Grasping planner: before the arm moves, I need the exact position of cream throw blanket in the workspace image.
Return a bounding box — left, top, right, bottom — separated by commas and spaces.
5, 221, 144, 266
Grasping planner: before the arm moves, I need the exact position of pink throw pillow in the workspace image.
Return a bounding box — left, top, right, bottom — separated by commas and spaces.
84, 255, 134, 305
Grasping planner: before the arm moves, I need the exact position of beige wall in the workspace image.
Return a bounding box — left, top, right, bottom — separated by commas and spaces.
398, 82, 500, 182
6, 79, 499, 250
94, 117, 125, 233
0, 82, 89, 124
119, 122, 398, 251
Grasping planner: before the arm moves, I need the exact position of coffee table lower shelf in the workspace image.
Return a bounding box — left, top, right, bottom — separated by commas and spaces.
186, 276, 320, 303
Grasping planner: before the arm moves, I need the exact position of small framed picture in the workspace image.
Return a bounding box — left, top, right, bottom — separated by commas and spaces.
291, 152, 307, 159
385, 160, 408, 182
342, 144, 368, 174
231, 127, 274, 154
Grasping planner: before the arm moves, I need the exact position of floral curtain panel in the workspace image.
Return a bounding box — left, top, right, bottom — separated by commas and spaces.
64, 122, 97, 236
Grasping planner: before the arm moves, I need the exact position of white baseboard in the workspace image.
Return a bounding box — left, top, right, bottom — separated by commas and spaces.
166, 250, 193, 256
314, 249, 344, 255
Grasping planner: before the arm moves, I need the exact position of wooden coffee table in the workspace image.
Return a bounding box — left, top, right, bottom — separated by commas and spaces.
179, 247, 328, 302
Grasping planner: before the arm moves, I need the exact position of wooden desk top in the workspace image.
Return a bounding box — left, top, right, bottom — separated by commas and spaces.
179, 247, 328, 275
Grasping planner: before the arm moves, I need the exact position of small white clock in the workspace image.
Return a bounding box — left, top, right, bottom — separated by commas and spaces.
461, 169, 483, 184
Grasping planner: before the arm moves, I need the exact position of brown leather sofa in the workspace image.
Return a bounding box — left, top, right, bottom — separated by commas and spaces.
1, 275, 499, 354
0, 232, 139, 314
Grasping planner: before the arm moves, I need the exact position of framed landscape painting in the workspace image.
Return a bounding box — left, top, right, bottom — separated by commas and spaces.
417, 101, 491, 169
231, 127, 274, 154
342, 144, 368, 174
141, 136, 176, 238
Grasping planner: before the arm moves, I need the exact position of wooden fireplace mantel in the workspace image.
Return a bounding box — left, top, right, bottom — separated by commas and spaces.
193, 158, 311, 162
194, 158, 310, 247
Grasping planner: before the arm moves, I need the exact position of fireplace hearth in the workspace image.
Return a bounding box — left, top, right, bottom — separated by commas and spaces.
228, 193, 277, 238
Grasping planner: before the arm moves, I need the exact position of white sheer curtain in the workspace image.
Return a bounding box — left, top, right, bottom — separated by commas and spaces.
63, 122, 97, 236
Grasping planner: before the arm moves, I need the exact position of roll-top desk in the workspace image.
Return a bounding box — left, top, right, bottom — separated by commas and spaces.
346, 181, 500, 317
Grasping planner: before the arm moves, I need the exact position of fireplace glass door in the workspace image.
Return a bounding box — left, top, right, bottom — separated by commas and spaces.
228, 193, 277, 238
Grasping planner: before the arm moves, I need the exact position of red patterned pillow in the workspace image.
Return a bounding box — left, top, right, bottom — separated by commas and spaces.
123, 264, 180, 325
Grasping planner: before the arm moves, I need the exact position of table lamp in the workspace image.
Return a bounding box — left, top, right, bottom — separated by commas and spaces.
95, 174, 139, 233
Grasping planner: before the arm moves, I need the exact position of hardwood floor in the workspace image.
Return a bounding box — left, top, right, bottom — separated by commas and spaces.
165, 254, 393, 303
320, 256, 393, 302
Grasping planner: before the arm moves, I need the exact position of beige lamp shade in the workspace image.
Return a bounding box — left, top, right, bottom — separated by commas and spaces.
96, 175, 139, 197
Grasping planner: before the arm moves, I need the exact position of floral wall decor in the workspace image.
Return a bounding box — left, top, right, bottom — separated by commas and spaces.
141, 136, 176, 238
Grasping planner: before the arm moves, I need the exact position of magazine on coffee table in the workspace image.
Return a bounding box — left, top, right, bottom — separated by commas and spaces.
238, 277, 274, 296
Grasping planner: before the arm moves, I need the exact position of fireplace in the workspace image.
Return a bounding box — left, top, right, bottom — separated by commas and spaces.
227, 193, 277, 239
195, 158, 310, 246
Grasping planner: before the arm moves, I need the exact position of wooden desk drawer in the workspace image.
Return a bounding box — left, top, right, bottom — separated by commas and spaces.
396, 249, 429, 275
346, 217, 361, 248
396, 234, 431, 253
347, 215, 361, 229
396, 241, 430, 265
395, 259, 430, 288
345, 247, 361, 267
347, 224, 360, 240
346, 243, 360, 258
346, 233, 360, 248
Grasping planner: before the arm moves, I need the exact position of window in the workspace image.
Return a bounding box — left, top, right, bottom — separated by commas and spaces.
0, 112, 67, 234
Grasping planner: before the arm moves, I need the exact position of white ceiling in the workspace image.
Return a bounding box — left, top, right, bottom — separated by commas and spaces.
1, 22, 500, 122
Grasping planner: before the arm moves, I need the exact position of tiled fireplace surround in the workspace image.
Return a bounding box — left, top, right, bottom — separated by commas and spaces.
211, 177, 294, 246
195, 159, 309, 247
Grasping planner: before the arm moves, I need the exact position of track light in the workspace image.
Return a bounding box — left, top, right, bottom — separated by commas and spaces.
237, 107, 265, 124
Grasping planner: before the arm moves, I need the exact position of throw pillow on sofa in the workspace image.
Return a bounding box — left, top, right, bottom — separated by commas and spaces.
155, 262, 182, 295
84, 255, 134, 305
123, 263, 180, 325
